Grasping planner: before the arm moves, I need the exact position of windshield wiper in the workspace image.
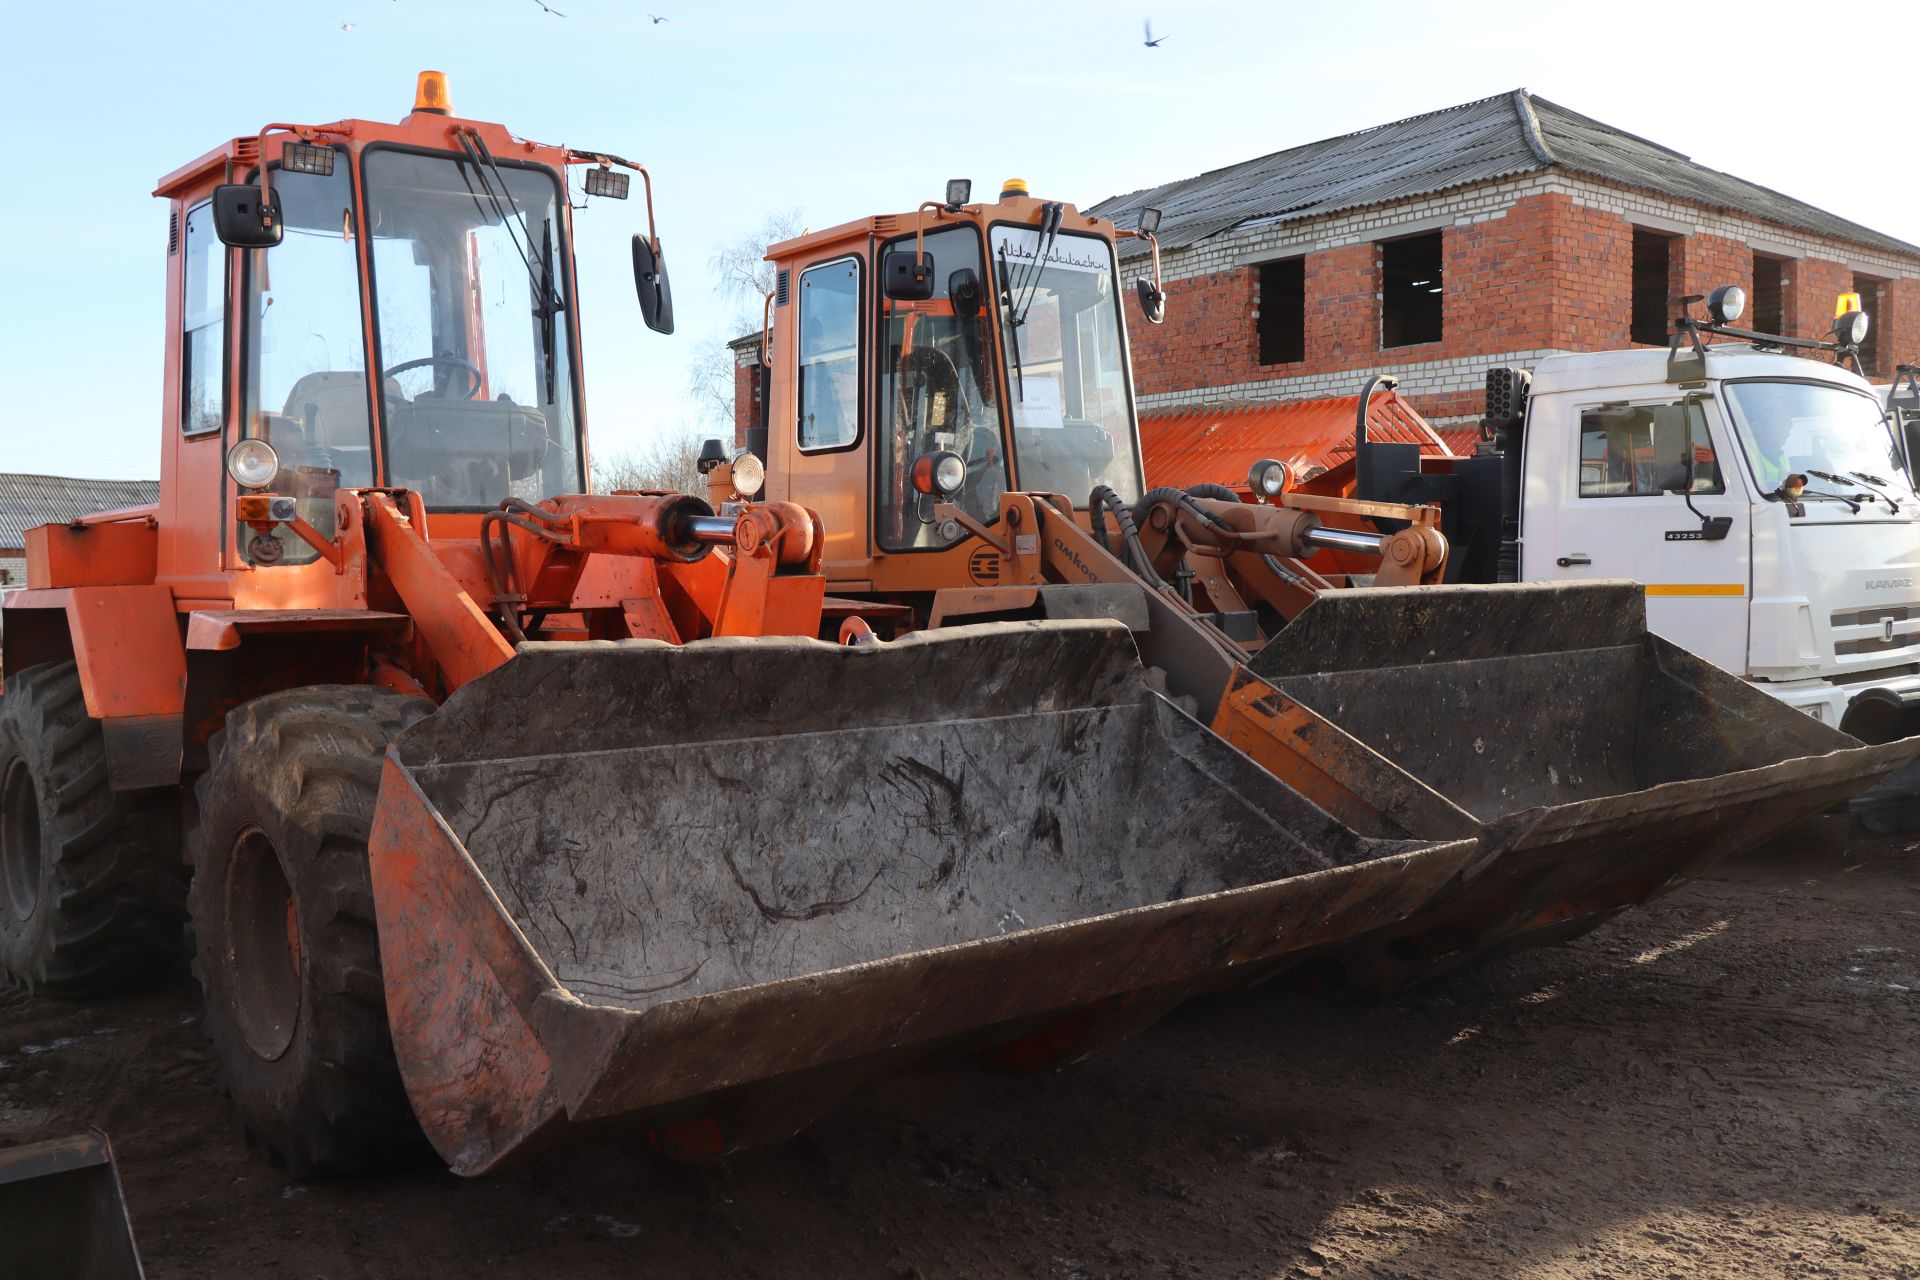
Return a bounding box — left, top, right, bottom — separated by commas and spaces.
1805, 469, 1892, 511
1783, 479, 1862, 513
998, 242, 1026, 403
1848, 471, 1903, 512
455, 128, 564, 401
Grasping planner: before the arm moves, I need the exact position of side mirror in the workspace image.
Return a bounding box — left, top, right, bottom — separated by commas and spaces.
631, 234, 675, 334
948, 267, 982, 318
883, 250, 935, 301
212, 183, 282, 249
1136, 278, 1166, 325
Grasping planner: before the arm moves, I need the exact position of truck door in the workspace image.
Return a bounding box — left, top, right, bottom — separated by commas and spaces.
1523, 395, 1751, 673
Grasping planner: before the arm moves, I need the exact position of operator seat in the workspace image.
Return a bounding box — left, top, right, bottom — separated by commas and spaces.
280, 371, 380, 487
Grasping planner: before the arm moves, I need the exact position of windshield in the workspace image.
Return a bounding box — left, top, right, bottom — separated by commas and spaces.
237, 156, 372, 566
363, 148, 582, 508
877, 224, 1006, 551
990, 226, 1141, 504
1727, 380, 1912, 505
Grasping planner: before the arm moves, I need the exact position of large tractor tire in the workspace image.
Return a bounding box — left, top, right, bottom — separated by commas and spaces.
0, 662, 185, 995
188, 685, 434, 1177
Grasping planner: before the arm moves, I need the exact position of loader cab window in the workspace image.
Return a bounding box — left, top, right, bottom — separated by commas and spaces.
797, 258, 860, 451
1577, 400, 1723, 497
878, 225, 1007, 551
364, 147, 582, 509
238, 156, 373, 566
180, 201, 227, 436
990, 226, 1142, 505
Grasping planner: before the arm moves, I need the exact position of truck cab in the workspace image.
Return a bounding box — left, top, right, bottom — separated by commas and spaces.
1515, 345, 1920, 737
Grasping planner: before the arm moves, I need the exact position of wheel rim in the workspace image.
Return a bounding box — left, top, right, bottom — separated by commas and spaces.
224, 826, 302, 1061
1, 758, 41, 924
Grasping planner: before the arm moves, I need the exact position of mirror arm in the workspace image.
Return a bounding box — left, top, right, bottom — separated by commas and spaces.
761, 290, 775, 370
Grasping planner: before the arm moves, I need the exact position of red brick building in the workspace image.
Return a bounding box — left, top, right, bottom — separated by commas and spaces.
1091, 89, 1920, 433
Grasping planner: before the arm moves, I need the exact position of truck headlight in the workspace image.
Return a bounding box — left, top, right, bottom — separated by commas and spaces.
911, 451, 966, 496
226, 439, 281, 490
730, 450, 766, 498
1248, 457, 1289, 498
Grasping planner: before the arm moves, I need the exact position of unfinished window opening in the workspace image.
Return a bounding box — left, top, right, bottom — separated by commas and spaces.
1380, 233, 1442, 348
1751, 254, 1787, 336
1630, 229, 1674, 346
1853, 274, 1884, 374
1257, 258, 1305, 365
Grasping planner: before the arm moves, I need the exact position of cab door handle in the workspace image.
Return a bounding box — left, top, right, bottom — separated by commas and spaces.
1557, 554, 1591, 567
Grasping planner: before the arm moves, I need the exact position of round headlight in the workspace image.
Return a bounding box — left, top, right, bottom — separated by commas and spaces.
1707, 284, 1746, 326
1834, 310, 1871, 346
933, 453, 967, 494
226, 438, 281, 490
910, 450, 966, 496
730, 450, 766, 498
1248, 457, 1289, 498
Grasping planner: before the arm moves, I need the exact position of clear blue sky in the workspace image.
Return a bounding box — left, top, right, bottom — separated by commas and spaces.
2, 0, 1911, 480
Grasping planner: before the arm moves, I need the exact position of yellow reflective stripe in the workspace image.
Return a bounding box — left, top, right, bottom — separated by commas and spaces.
1643, 583, 1746, 597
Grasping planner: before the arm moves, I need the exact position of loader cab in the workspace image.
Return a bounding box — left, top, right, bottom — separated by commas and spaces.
153, 73, 667, 593
756, 188, 1147, 587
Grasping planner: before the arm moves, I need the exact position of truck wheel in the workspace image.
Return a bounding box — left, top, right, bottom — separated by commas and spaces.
0, 662, 185, 995
188, 685, 433, 1176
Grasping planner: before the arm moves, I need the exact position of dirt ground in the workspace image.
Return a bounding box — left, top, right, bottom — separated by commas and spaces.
4, 832, 1918, 1279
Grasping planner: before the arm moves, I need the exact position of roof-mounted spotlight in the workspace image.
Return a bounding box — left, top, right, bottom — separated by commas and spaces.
1138, 207, 1163, 236
585, 166, 630, 199
1706, 284, 1745, 326
944, 178, 972, 212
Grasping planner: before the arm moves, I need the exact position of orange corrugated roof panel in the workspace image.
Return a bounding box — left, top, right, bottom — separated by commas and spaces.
1139, 392, 1455, 489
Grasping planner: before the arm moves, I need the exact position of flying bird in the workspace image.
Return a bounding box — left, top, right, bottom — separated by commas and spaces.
649, 12, 668, 21
531, 0, 566, 14
1143, 18, 1167, 46
340, 21, 354, 30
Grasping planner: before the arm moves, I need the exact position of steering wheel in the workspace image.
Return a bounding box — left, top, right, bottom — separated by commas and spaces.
386, 355, 483, 400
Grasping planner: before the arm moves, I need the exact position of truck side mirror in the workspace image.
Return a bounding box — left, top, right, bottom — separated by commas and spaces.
883, 251, 935, 301
212, 183, 282, 249
1135, 279, 1166, 325
632, 234, 675, 334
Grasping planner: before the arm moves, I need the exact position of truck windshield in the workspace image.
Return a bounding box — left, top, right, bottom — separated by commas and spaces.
1726, 380, 1912, 503
363, 148, 582, 508
990, 227, 1142, 504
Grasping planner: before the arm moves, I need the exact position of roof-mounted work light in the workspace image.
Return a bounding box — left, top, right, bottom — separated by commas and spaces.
585, 166, 630, 199
944, 178, 972, 211
1706, 284, 1745, 326
281, 141, 334, 177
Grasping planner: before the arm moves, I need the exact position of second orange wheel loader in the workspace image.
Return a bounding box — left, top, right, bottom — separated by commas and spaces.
721, 180, 1919, 989
0, 81, 1487, 1178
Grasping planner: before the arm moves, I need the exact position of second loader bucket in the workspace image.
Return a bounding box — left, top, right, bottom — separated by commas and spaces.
0, 1132, 145, 1279
368, 622, 1480, 1173
1247, 581, 1920, 984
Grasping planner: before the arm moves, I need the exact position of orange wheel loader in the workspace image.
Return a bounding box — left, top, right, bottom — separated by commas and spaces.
0, 81, 1489, 1176
717, 180, 1920, 989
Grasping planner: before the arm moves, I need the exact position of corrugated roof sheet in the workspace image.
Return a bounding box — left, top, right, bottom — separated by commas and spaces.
1096, 90, 1919, 259
1140, 392, 1452, 490
0, 473, 159, 551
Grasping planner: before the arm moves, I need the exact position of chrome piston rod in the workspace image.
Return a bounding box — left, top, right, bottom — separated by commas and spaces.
681, 514, 738, 545
1302, 525, 1386, 557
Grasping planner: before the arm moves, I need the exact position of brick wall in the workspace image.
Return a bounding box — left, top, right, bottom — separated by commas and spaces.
1128, 173, 1920, 425
732, 346, 759, 449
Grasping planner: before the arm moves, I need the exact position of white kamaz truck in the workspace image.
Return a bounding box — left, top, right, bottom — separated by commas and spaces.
1334, 289, 1920, 826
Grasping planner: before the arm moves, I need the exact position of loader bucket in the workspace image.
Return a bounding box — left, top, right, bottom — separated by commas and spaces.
0, 1132, 145, 1279
1247, 581, 1920, 983
368, 622, 1479, 1173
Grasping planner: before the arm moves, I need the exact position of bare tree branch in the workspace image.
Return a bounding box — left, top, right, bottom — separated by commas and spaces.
592, 425, 707, 495
708, 209, 804, 311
